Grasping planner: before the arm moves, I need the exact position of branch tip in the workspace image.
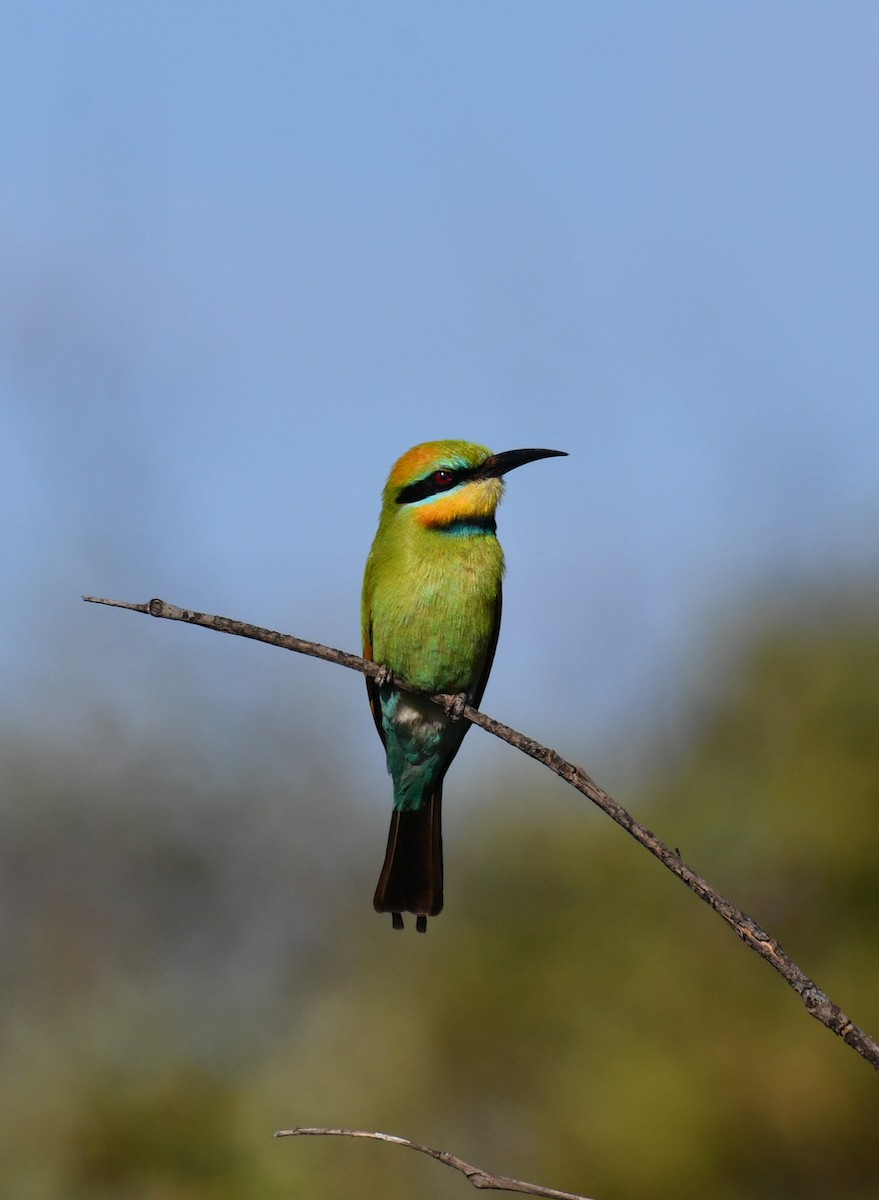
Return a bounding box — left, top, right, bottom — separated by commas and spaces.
82, 595, 151, 614
273, 1126, 594, 1199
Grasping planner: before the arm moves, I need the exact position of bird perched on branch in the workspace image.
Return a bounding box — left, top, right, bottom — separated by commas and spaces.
362, 439, 566, 931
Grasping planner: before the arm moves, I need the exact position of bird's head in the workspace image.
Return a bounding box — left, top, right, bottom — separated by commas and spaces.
381, 440, 567, 532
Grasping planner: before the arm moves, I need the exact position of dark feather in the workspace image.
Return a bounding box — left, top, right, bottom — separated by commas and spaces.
373, 786, 444, 924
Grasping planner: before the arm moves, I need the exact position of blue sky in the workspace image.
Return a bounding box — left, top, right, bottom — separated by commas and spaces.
1, 3, 877, 776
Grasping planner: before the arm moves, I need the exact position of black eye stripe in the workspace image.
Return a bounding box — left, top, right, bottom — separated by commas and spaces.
395, 466, 473, 505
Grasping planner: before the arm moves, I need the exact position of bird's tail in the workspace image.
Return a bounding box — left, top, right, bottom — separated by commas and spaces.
373, 786, 443, 932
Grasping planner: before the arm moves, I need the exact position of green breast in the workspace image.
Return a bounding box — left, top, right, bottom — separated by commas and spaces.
364, 527, 503, 695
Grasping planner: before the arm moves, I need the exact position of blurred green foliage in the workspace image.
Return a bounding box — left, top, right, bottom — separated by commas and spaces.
2, 599, 878, 1199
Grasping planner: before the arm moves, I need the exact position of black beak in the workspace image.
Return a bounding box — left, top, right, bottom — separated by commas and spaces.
477, 448, 568, 479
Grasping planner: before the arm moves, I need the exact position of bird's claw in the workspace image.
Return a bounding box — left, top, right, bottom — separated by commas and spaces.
443, 691, 468, 722
374, 664, 395, 689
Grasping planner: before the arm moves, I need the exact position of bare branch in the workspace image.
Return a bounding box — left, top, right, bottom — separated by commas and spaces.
82, 594, 879, 1073
273, 1126, 594, 1199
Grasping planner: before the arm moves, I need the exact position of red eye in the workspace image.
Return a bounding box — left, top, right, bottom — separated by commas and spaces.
433, 470, 453, 484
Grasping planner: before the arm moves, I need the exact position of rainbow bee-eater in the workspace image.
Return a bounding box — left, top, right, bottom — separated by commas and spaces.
362, 440, 566, 932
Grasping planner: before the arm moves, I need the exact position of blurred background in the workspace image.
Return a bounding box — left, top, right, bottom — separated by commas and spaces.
2, 3, 878, 1197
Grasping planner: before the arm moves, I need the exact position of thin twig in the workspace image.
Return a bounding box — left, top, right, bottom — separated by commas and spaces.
82, 594, 879, 1073
273, 1127, 593, 1199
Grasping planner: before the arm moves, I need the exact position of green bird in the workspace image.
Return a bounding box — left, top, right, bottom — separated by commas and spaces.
362, 439, 566, 931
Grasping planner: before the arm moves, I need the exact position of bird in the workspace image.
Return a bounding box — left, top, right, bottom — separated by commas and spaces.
362, 439, 566, 931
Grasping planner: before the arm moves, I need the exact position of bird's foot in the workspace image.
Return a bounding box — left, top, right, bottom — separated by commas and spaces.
416, 915, 428, 933
374, 664, 395, 689
391, 911, 404, 930
443, 691, 468, 722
